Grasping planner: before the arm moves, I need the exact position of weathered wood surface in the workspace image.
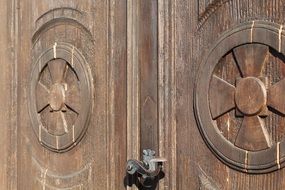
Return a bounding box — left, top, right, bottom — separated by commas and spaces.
138, 0, 159, 160
16, 0, 127, 189
171, 0, 285, 189
0, 0, 18, 189
1, 0, 285, 189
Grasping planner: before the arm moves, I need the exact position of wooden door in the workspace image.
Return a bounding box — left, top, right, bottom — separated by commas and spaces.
2, 0, 285, 189
158, 0, 285, 189
15, 0, 127, 189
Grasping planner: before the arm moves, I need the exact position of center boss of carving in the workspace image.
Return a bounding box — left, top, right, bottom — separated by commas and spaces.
49, 83, 66, 111
235, 77, 267, 116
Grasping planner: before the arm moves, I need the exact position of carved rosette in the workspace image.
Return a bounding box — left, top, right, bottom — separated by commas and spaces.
29, 42, 92, 152
195, 21, 285, 173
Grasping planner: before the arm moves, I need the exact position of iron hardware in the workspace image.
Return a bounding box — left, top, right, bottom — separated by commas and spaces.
126, 149, 166, 188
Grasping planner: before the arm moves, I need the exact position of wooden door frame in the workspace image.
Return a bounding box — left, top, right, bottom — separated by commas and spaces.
126, 0, 177, 189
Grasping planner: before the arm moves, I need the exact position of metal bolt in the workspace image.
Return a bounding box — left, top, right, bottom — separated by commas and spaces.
127, 164, 133, 171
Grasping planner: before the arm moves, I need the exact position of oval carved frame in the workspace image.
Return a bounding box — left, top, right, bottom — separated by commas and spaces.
29, 42, 93, 153
194, 20, 285, 173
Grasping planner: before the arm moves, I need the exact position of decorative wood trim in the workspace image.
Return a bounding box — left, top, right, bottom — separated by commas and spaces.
107, 0, 127, 189
158, 0, 177, 189
127, 0, 140, 189
8, 0, 19, 189
32, 157, 92, 189
198, 166, 221, 190
138, 0, 159, 158
106, 1, 114, 189
32, 7, 93, 45
127, 0, 140, 164
197, 0, 232, 30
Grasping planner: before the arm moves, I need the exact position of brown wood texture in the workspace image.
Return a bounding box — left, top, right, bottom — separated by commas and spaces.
235, 116, 271, 151
0, 0, 18, 189
233, 44, 269, 77
209, 75, 235, 119
15, 0, 127, 189
170, 0, 285, 189
139, 0, 159, 158
2, 0, 285, 189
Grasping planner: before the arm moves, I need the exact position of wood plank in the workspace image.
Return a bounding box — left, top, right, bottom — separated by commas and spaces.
126, 1, 141, 188
139, 0, 159, 156
158, 0, 177, 189
0, 0, 18, 189
107, 0, 127, 189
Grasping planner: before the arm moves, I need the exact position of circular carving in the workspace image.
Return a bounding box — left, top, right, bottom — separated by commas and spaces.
195, 21, 285, 173
29, 43, 93, 152
235, 77, 267, 115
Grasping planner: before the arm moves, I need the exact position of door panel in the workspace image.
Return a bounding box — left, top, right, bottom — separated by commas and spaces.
17, 0, 127, 189
2, 0, 285, 189
164, 0, 285, 189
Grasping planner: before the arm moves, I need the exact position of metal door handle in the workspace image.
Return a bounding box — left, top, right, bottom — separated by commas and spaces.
126, 149, 166, 187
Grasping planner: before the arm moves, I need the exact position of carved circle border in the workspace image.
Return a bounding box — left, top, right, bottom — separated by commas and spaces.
29, 42, 93, 153
194, 21, 285, 173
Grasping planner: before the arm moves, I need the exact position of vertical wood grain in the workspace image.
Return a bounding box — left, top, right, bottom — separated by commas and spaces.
17, 0, 128, 189
158, 0, 177, 189
127, 0, 140, 161
107, 0, 127, 189
8, 0, 19, 189
175, 0, 198, 188
127, 1, 140, 189
174, 0, 285, 189
139, 0, 159, 157
0, 0, 18, 189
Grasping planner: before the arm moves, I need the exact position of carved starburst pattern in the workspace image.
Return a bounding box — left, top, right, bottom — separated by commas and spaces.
29, 43, 92, 152
209, 44, 285, 151
36, 59, 79, 136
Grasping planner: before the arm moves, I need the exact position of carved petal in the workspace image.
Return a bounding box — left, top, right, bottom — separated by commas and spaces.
209, 75, 236, 119
235, 116, 271, 151
268, 79, 285, 115
48, 59, 67, 83
63, 105, 78, 127
64, 66, 78, 85
36, 82, 50, 112
48, 111, 68, 136
65, 86, 80, 114
233, 44, 268, 77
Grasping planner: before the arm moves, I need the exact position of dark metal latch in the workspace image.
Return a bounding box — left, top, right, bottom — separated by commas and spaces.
126, 149, 166, 187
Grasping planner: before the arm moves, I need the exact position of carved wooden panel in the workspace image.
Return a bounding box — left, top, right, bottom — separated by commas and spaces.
29, 43, 92, 152
32, 157, 92, 189
195, 20, 285, 173
18, 0, 127, 189
198, 0, 231, 28
160, 0, 285, 189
